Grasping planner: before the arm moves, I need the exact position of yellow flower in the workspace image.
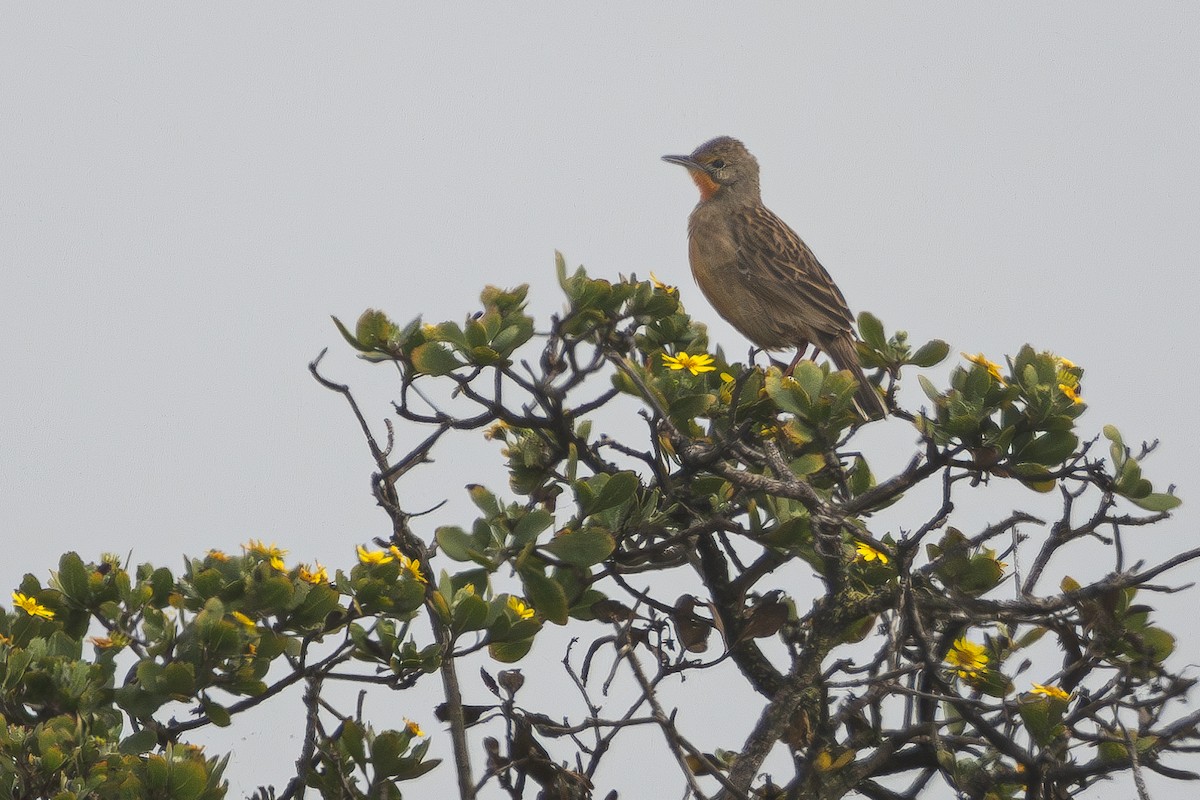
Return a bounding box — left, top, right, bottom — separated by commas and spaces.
405, 718, 426, 737
244, 540, 287, 559
483, 420, 510, 441
1058, 383, 1083, 405
298, 563, 329, 584
1030, 683, 1070, 701
507, 596, 535, 620
718, 372, 736, 403
357, 545, 394, 565
1058, 356, 1076, 370
11, 592, 54, 620
944, 637, 989, 679
404, 559, 426, 583
207, 550, 230, 562
0, 633, 12, 646
649, 272, 677, 295
422, 323, 440, 338
246, 642, 258, 656
962, 352, 1004, 382
269, 555, 288, 573
89, 632, 129, 649
231, 611, 257, 630
389, 547, 428, 584
854, 541, 889, 565
662, 351, 717, 376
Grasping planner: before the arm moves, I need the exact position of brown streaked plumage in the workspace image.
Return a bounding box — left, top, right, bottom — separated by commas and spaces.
663, 136, 887, 420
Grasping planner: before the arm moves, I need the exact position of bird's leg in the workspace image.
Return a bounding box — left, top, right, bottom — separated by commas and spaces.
783, 341, 813, 377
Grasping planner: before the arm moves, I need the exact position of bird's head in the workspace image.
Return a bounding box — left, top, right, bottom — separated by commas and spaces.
663, 136, 760, 202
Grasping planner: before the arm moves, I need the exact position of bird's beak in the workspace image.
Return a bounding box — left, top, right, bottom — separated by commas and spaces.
662, 154, 703, 171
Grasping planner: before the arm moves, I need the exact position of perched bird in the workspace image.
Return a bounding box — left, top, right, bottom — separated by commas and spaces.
663, 136, 887, 419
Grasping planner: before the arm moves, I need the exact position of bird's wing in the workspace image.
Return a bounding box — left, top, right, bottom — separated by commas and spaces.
733, 204, 856, 338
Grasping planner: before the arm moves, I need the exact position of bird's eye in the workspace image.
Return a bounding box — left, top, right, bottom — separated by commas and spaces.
710, 159, 726, 169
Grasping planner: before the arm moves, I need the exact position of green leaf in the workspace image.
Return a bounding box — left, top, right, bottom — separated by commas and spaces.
763, 515, 811, 548
56, 552, 90, 602
957, 556, 1004, 596
544, 527, 616, 567
341, 720, 367, 766
203, 697, 232, 728
468, 485, 501, 517
519, 570, 568, 625
436, 526, 484, 563
468, 345, 503, 366
510, 509, 554, 547
589, 471, 639, 516
1103, 424, 1126, 466
409, 342, 460, 376
669, 393, 717, 423
355, 309, 400, 350
910, 339, 951, 367
765, 370, 810, 415
167, 759, 208, 800
1009, 462, 1056, 492
1015, 431, 1078, 467
452, 591, 490, 634
1014, 627, 1047, 649
488, 638, 533, 663
464, 318, 490, 348
372, 730, 406, 775
976, 668, 1012, 698
159, 661, 196, 696
1140, 627, 1175, 662
790, 453, 826, 477
119, 728, 158, 755
1128, 492, 1181, 512
332, 315, 365, 350
858, 312, 886, 351
396, 756, 442, 781
429, 321, 467, 348
918, 375, 942, 403
848, 455, 875, 497
792, 360, 826, 405
1018, 696, 1065, 747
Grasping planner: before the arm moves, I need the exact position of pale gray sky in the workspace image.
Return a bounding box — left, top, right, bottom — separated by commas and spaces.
3, 5, 1199, 797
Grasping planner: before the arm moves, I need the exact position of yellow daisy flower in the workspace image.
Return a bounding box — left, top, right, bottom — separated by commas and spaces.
1058, 383, 1083, 405
11, 592, 54, 620
1030, 683, 1070, 701
507, 596, 535, 620
962, 352, 1004, 382
231, 611, 257, 630
357, 545, 394, 565
298, 563, 329, 584
944, 637, 988, 679
854, 541, 889, 565
649, 272, 678, 294
662, 351, 717, 376
244, 540, 287, 559
389, 547, 428, 584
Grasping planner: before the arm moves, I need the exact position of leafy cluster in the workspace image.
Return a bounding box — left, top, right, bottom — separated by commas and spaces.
0, 545, 437, 799
2, 256, 1195, 800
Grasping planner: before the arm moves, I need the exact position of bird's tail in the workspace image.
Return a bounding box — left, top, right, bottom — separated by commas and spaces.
824, 335, 888, 421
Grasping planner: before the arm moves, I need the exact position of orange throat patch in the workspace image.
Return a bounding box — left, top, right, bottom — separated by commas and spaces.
689, 169, 720, 201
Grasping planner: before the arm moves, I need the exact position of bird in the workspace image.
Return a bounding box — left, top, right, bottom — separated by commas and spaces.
663, 136, 887, 420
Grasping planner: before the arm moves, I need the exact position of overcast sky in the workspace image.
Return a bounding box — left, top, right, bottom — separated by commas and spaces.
3, 5, 1199, 797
